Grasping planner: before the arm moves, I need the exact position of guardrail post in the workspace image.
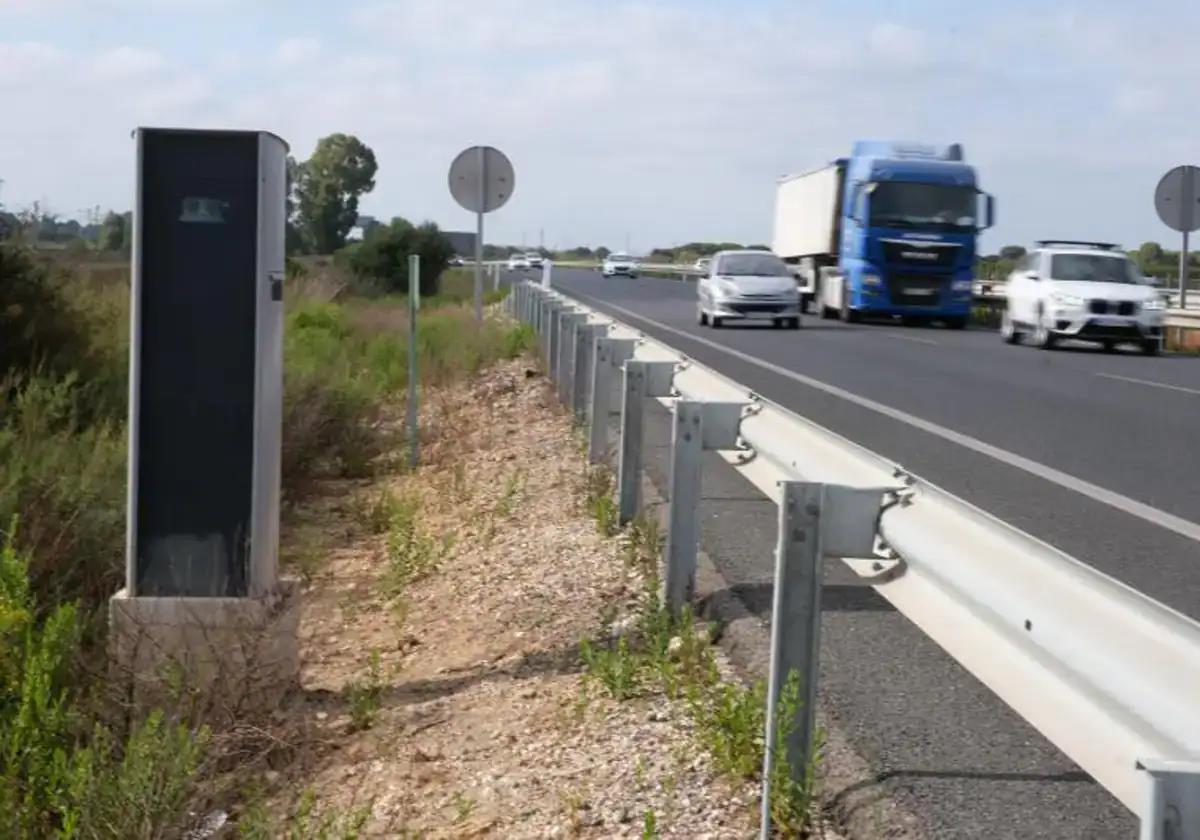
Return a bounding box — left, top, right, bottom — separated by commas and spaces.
589, 337, 635, 464
760, 482, 891, 840
573, 323, 603, 423
558, 312, 585, 405
1137, 759, 1200, 840
546, 302, 563, 375
617, 360, 676, 524
663, 401, 743, 612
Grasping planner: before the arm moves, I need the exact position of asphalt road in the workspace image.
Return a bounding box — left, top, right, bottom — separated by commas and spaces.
521, 267, 1200, 838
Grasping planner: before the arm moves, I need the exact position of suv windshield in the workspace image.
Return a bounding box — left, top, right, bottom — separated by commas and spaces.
1050, 254, 1140, 284
870, 182, 977, 230
718, 253, 789, 276
609, 254, 631, 261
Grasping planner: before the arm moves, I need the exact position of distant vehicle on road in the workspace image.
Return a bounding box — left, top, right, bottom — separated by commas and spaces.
449, 255, 465, 266
694, 257, 711, 273
697, 250, 801, 330
773, 140, 994, 328
1002, 241, 1164, 355
507, 254, 531, 270
525, 252, 545, 268
602, 253, 639, 278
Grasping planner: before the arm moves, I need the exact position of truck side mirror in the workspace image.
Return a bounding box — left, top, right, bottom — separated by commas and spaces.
981, 193, 996, 230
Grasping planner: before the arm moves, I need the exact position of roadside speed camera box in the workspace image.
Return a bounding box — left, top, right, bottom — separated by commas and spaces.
127, 128, 288, 597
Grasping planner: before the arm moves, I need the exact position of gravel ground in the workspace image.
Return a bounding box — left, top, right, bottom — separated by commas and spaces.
273, 360, 764, 838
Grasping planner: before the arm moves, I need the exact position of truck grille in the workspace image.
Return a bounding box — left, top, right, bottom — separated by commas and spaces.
888, 274, 944, 306
882, 240, 961, 269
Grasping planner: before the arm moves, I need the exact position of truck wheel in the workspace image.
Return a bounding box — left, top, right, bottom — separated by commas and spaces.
788, 317, 801, 330
840, 303, 859, 323
944, 316, 967, 330
820, 306, 834, 320
1000, 311, 1022, 344
1141, 339, 1161, 356
698, 308, 709, 326
711, 317, 723, 329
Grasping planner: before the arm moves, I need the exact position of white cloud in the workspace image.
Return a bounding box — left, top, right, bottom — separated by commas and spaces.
867, 22, 930, 67
91, 46, 166, 80
274, 37, 321, 66
1113, 82, 1168, 115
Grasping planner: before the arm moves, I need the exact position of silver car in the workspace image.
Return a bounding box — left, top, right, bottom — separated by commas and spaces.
697, 250, 801, 329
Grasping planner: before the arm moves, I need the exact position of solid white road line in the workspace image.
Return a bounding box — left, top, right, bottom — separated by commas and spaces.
1096, 372, 1200, 397
564, 287, 1200, 545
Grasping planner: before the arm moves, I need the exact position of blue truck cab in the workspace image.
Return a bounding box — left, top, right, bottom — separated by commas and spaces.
836, 141, 993, 326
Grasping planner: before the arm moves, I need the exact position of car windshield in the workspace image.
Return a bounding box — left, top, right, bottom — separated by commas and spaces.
609, 254, 632, 261
869, 182, 977, 231
1050, 254, 1141, 284
717, 253, 789, 276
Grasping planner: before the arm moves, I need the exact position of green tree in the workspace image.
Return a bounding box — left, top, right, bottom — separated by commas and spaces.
294, 134, 378, 254
595, 246, 611, 259
1137, 241, 1164, 266
998, 245, 1026, 261
346, 217, 454, 296
98, 211, 128, 253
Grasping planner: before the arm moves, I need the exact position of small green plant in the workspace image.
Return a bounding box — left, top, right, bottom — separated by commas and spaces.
239, 788, 372, 839
579, 635, 642, 700
288, 537, 324, 584
641, 809, 661, 839
584, 466, 618, 537
451, 790, 477, 824
494, 469, 526, 519
766, 670, 821, 836
623, 516, 662, 574
382, 492, 442, 596
690, 678, 766, 780
346, 649, 385, 731
359, 487, 404, 534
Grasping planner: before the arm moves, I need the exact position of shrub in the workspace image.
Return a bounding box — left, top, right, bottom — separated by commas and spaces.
344, 218, 454, 297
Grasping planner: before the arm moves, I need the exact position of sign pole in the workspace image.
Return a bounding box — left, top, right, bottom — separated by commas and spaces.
407, 254, 420, 470
1181, 230, 1190, 310
474, 146, 485, 322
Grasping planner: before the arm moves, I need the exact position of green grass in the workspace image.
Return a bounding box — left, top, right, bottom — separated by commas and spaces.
578, 528, 821, 836
347, 650, 386, 732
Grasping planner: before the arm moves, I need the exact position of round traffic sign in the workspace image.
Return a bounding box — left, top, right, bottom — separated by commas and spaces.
1154, 165, 1200, 233
448, 146, 514, 214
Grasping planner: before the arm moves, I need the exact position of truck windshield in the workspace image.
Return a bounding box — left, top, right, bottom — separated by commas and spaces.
718, 253, 789, 276
1050, 254, 1141, 284
870, 183, 977, 231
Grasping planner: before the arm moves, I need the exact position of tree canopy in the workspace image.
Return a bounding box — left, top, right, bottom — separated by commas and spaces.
293, 134, 378, 254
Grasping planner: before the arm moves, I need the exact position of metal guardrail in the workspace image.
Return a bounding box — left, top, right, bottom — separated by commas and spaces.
508, 280, 1200, 840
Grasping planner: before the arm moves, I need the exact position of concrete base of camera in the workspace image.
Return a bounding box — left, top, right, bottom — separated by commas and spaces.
108, 580, 300, 718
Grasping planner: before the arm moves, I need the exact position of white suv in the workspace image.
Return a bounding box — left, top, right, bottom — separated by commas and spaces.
1002, 241, 1164, 355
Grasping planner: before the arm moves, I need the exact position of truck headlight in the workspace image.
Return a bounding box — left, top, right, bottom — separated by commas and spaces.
1051, 292, 1084, 307
862, 274, 882, 286
1142, 298, 1165, 311
951, 280, 973, 292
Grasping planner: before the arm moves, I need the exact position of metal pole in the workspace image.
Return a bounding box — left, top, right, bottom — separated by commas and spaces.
474, 146, 485, 322
618, 360, 647, 524
760, 481, 823, 840
664, 401, 703, 612
407, 255, 420, 470
1181, 230, 1189, 310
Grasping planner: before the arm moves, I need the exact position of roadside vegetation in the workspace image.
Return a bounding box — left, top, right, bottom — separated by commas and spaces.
0, 235, 532, 837
578, 514, 822, 837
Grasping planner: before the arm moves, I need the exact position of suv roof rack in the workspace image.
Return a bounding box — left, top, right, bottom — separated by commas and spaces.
1035, 240, 1120, 251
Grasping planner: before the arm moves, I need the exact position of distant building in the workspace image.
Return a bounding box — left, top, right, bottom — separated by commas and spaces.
443, 231, 477, 256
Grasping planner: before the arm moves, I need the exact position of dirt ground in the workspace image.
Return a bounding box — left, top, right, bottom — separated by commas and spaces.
272, 359, 760, 838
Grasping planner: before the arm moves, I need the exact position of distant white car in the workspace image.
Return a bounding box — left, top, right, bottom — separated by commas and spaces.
602, 253, 639, 277
525, 252, 545, 268
694, 257, 711, 273
507, 254, 531, 270
1002, 241, 1164, 355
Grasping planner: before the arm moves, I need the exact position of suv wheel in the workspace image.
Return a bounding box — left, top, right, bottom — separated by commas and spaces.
1033, 312, 1057, 350
1000, 311, 1022, 344
698, 308, 709, 326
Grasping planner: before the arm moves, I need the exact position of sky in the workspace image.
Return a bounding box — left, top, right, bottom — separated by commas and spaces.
0, 0, 1197, 253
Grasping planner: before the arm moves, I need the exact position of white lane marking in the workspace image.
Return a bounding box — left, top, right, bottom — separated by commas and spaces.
878, 332, 939, 346
565, 287, 1200, 545
1096, 373, 1200, 397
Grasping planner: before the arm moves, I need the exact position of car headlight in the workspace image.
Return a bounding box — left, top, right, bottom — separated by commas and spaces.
1142, 298, 1166, 311
716, 280, 738, 297
1051, 292, 1084, 307
862, 274, 883, 286
951, 280, 973, 292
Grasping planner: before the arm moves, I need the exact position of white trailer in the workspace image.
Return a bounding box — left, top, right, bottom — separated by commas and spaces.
772, 162, 846, 312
